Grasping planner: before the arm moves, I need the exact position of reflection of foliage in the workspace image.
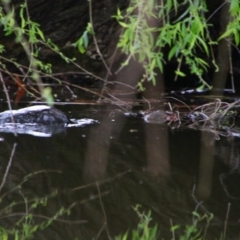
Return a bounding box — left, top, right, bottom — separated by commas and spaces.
115, 205, 159, 240
0, 170, 72, 239
170, 211, 214, 240
115, 205, 220, 240
0, 164, 122, 239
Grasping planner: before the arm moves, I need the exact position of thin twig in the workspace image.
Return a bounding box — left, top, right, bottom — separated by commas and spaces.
70, 170, 130, 192
1, 212, 87, 224
165, 97, 192, 111
142, 96, 152, 111
96, 182, 112, 240
0, 143, 17, 193
0, 72, 18, 136
88, 0, 111, 75
223, 203, 231, 238
228, 39, 235, 93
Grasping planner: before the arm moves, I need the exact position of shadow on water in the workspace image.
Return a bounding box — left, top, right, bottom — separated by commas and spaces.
0, 104, 240, 239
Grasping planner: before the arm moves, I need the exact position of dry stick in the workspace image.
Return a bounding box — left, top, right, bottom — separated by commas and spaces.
191, 184, 211, 215
0, 48, 136, 102
0, 72, 18, 137
206, 1, 227, 23
219, 165, 240, 200
165, 96, 192, 111
208, 99, 222, 120
0, 55, 136, 104
99, 1, 134, 99
36, 44, 105, 83
0, 72, 13, 111
223, 203, 231, 239
1, 213, 87, 224
0, 143, 17, 194
99, 37, 120, 99
0, 67, 41, 99
95, 223, 106, 240
107, 93, 132, 111
228, 39, 235, 93
96, 182, 112, 240
142, 96, 152, 111
0, 58, 136, 110
88, 0, 112, 76
70, 170, 130, 193
65, 82, 128, 108
217, 100, 240, 124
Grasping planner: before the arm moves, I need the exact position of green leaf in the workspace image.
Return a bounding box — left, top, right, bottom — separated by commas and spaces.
156, 56, 163, 72
36, 27, 45, 41
168, 45, 178, 60
76, 38, 85, 54
43, 87, 54, 106
86, 22, 93, 34
117, 8, 122, 18
230, 0, 239, 15
0, 44, 5, 53
20, 4, 26, 29
173, 7, 189, 23
119, 21, 129, 28
197, 36, 209, 56
218, 29, 233, 40
171, 224, 180, 232
196, 84, 206, 91
166, 0, 172, 13
175, 70, 186, 77
0, 226, 8, 240
233, 29, 240, 45
173, 0, 178, 13
82, 31, 88, 48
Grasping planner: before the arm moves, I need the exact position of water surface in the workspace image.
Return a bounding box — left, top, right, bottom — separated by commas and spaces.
0, 104, 239, 239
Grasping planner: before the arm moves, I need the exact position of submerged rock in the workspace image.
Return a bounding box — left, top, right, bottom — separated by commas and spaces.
0, 105, 70, 126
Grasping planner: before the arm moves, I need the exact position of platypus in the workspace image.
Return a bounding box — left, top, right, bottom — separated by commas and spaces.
0, 105, 70, 126
143, 110, 167, 124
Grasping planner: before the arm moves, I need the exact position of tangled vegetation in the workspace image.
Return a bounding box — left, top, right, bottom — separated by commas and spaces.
0, 0, 239, 104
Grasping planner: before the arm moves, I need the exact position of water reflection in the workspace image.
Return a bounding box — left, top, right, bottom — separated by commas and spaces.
0, 118, 97, 137
196, 131, 215, 201
0, 105, 239, 239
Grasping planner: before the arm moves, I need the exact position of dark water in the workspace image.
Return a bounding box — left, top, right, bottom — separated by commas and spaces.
0, 104, 240, 239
